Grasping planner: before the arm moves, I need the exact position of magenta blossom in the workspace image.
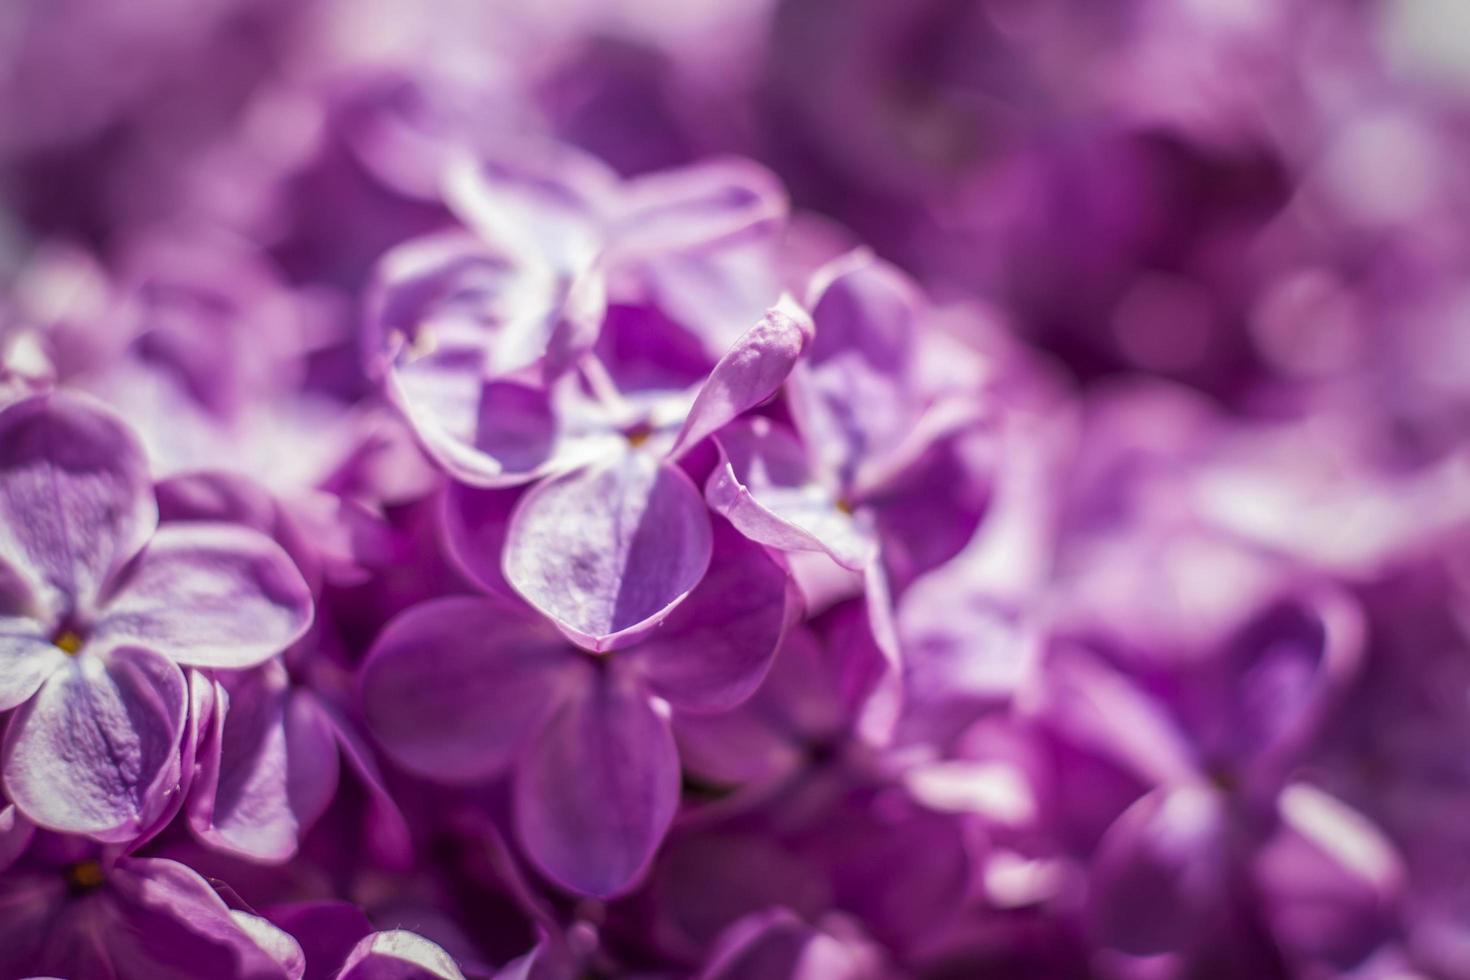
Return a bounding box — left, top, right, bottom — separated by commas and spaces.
0, 392, 312, 842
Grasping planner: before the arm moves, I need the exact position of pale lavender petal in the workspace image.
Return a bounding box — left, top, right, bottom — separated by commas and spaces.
0, 392, 156, 610
360, 596, 576, 783
666, 299, 813, 460
231, 911, 309, 980
515, 665, 679, 897
189, 660, 341, 863
335, 930, 467, 980
706, 418, 875, 570
439, 482, 522, 598
3, 646, 186, 841
504, 451, 713, 651
636, 518, 797, 713
614, 158, 787, 257
104, 856, 301, 979
367, 230, 604, 385
442, 147, 613, 267
93, 523, 313, 669
0, 616, 66, 711
790, 251, 922, 490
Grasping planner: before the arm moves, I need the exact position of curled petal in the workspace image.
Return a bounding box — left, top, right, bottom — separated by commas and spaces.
637, 519, 797, 713
189, 661, 340, 863
360, 596, 575, 783
264, 902, 374, 980
504, 452, 713, 651
93, 523, 314, 670
707, 419, 875, 570
3, 646, 187, 841
666, 299, 813, 460
440, 482, 522, 598
367, 230, 604, 385
336, 930, 467, 980
0, 392, 156, 611
104, 856, 303, 979
515, 665, 679, 897
614, 158, 788, 258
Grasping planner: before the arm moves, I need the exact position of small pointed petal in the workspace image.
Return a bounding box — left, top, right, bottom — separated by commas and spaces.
706, 419, 875, 570
637, 519, 797, 713
93, 523, 314, 670
504, 452, 713, 650
3, 646, 187, 841
667, 300, 813, 460
360, 596, 575, 783
0, 392, 157, 610
516, 665, 679, 897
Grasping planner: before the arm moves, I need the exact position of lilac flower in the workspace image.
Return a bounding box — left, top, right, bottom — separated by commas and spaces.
0, 392, 312, 841
0, 852, 305, 979
360, 517, 796, 897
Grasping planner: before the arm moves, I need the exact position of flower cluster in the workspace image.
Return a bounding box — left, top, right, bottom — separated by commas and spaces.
2, 1, 1470, 978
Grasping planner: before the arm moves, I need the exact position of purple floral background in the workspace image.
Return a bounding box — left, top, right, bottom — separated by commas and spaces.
1, 1, 1469, 977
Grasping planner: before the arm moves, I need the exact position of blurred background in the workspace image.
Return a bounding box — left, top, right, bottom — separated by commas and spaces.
4, 1, 1470, 977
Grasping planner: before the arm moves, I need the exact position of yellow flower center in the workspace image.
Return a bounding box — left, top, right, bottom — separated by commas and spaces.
53, 630, 83, 655
66, 859, 104, 892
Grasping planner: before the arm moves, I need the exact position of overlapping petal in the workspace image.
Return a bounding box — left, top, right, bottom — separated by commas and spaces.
0, 392, 156, 611
515, 663, 680, 897
93, 522, 313, 669
360, 596, 577, 783
3, 645, 187, 840
504, 451, 713, 650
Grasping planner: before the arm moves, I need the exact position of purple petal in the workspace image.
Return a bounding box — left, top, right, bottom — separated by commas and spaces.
439, 482, 522, 598
635, 518, 797, 713
93, 523, 314, 669
0, 803, 33, 873
515, 664, 679, 897
0, 392, 156, 610
324, 703, 414, 868
104, 856, 303, 979
504, 452, 713, 651
707, 418, 875, 570
0, 871, 66, 976
442, 147, 613, 267
2, 645, 186, 840
360, 596, 576, 783
666, 300, 813, 460
189, 660, 341, 863
790, 251, 922, 490
336, 930, 466, 980
1087, 786, 1228, 956
697, 909, 876, 980
614, 158, 787, 257
368, 230, 604, 383
0, 616, 66, 711
265, 901, 374, 980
